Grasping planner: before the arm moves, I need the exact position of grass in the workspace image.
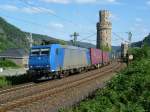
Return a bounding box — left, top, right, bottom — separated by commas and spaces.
0, 59, 19, 68
0, 74, 30, 88
0, 76, 10, 88
0, 59, 28, 88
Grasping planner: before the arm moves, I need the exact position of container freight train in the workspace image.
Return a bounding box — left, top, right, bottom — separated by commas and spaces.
27, 44, 110, 80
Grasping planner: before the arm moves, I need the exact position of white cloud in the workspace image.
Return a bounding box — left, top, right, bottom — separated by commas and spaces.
41, 0, 70, 4
22, 7, 55, 14
40, 0, 120, 4
75, 0, 97, 4
50, 22, 64, 28
22, 7, 41, 14
107, 0, 116, 3
110, 13, 119, 21
135, 18, 143, 22
0, 4, 55, 14
0, 4, 19, 12
147, 0, 150, 5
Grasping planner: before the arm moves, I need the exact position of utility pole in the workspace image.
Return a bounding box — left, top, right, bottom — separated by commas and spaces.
26, 33, 33, 48
127, 32, 133, 65
127, 32, 132, 48
70, 32, 79, 46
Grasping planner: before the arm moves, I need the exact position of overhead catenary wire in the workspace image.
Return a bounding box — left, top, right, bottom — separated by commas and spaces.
19, 0, 96, 33
0, 10, 69, 35
19, 0, 74, 24
79, 32, 96, 42
112, 32, 129, 43
0, 10, 97, 44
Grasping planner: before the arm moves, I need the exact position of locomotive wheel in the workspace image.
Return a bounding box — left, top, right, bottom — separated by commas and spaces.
55, 72, 61, 79
51, 74, 56, 80
70, 69, 74, 74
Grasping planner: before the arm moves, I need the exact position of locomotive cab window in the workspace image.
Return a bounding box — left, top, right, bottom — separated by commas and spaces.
31, 49, 40, 56
41, 48, 50, 55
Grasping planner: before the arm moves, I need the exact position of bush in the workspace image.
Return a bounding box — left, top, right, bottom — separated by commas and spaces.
0, 59, 19, 68
0, 76, 10, 88
0, 74, 30, 88
5, 74, 29, 85
128, 45, 150, 61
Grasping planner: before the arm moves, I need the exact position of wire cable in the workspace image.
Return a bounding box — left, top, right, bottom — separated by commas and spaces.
79, 32, 96, 42
19, 0, 95, 33
0, 10, 69, 35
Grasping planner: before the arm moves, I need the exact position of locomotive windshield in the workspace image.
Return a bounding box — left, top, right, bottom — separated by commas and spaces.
31, 48, 50, 56
41, 48, 49, 55
31, 49, 40, 56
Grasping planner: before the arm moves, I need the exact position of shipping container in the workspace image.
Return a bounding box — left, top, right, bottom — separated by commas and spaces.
89, 48, 102, 65
102, 51, 109, 64
58, 45, 90, 70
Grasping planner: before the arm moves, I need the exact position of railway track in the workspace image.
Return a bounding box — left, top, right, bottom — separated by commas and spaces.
0, 83, 35, 95
0, 61, 124, 112
0, 62, 116, 104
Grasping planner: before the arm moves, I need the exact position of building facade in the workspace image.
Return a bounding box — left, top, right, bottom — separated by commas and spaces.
0, 48, 28, 67
97, 10, 112, 51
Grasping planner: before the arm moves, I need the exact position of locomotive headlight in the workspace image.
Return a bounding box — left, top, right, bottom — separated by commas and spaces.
51, 70, 55, 72
30, 66, 33, 68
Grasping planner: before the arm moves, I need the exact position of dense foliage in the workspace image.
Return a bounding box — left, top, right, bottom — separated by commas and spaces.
144, 34, 150, 46
132, 34, 150, 47
0, 76, 10, 88
60, 46, 150, 112
0, 59, 19, 68
0, 74, 29, 88
101, 45, 112, 51
0, 17, 29, 52
128, 45, 150, 60
0, 35, 16, 52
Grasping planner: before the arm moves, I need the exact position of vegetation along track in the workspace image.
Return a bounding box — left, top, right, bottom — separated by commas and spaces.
0, 61, 124, 112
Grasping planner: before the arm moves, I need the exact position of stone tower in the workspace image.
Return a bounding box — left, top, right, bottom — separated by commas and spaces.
96, 10, 112, 51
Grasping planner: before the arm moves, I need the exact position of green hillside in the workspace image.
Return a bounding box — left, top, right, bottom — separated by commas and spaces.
0, 17, 65, 52
132, 34, 150, 47
0, 17, 28, 52
143, 34, 150, 46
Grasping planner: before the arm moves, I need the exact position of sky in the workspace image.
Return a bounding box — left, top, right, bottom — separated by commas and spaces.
0, 0, 150, 46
